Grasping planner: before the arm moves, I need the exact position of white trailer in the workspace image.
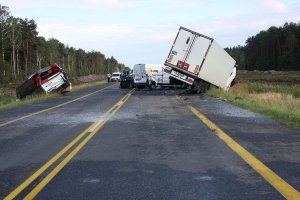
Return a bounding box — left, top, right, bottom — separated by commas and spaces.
164, 27, 236, 93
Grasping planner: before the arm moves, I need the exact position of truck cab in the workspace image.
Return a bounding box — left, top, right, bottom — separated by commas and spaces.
146, 64, 170, 87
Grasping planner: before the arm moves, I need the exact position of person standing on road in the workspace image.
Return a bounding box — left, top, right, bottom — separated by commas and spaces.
107, 73, 111, 82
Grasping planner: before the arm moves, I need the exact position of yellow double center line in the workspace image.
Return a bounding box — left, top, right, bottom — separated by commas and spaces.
4, 89, 134, 200
0, 84, 116, 128
176, 95, 300, 199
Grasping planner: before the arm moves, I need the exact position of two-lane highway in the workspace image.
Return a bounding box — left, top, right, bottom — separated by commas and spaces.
0, 83, 300, 199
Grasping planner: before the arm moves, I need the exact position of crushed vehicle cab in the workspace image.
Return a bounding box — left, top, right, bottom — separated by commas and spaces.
146, 64, 170, 87
16, 63, 71, 100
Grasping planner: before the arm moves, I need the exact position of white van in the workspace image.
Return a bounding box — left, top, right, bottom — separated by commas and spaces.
133, 64, 149, 88
111, 72, 121, 82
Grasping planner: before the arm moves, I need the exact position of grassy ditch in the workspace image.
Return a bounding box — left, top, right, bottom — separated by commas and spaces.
0, 80, 106, 112
207, 71, 300, 129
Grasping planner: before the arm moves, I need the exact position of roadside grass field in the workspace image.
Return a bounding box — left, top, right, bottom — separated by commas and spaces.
0, 80, 106, 112
208, 71, 300, 129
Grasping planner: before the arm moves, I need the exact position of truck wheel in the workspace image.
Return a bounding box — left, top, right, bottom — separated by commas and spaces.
149, 82, 156, 90
193, 80, 204, 94
205, 82, 211, 92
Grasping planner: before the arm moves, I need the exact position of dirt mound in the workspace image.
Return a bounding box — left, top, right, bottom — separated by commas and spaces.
70, 74, 106, 85
0, 88, 15, 96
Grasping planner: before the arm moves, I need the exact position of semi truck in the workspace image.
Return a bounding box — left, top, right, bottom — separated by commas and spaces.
164, 27, 237, 93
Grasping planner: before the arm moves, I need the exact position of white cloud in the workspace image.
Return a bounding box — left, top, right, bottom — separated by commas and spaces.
36, 22, 177, 65
294, 15, 300, 22
261, 0, 288, 13
2, 0, 136, 10
38, 23, 133, 47
162, 0, 200, 8
37, 22, 175, 50
129, 0, 200, 9
83, 0, 136, 8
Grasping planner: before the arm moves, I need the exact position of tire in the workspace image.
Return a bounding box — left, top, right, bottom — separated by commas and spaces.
193, 79, 205, 94
149, 82, 156, 90
204, 82, 211, 92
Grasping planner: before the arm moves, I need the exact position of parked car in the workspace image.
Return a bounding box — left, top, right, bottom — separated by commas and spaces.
120, 71, 133, 88
111, 72, 121, 82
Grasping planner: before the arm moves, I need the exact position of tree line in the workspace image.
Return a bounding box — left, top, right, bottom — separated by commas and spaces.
0, 4, 125, 84
226, 22, 300, 71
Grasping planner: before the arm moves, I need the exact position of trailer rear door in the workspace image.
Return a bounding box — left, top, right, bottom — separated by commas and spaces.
166, 28, 194, 68
165, 27, 213, 78
184, 36, 212, 75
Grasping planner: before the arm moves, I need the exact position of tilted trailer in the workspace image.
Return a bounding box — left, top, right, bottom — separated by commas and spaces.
164, 27, 237, 93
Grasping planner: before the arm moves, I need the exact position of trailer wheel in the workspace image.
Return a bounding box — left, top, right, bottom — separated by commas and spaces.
205, 82, 211, 92
193, 80, 204, 94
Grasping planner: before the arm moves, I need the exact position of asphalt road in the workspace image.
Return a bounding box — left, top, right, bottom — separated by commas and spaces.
0, 83, 299, 200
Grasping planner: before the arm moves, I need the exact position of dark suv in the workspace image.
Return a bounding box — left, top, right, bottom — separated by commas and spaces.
120, 71, 133, 88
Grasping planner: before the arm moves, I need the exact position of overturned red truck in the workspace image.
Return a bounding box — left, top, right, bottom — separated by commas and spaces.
16, 63, 71, 100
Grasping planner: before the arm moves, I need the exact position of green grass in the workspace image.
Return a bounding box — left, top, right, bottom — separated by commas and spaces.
0, 95, 16, 106
208, 81, 300, 129
247, 83, 300, 98
0, 93, 60, 112
237, 70, 300, 83
0, 80, 106, 112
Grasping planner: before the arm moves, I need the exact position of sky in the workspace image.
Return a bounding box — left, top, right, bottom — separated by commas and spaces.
2, 0, 300, 67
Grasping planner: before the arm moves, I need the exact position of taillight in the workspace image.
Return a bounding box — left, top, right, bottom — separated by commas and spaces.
187, 77, 194, 83
230, 79, 237, 87
164, 67, 171, 73
41, 78, 48, 84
